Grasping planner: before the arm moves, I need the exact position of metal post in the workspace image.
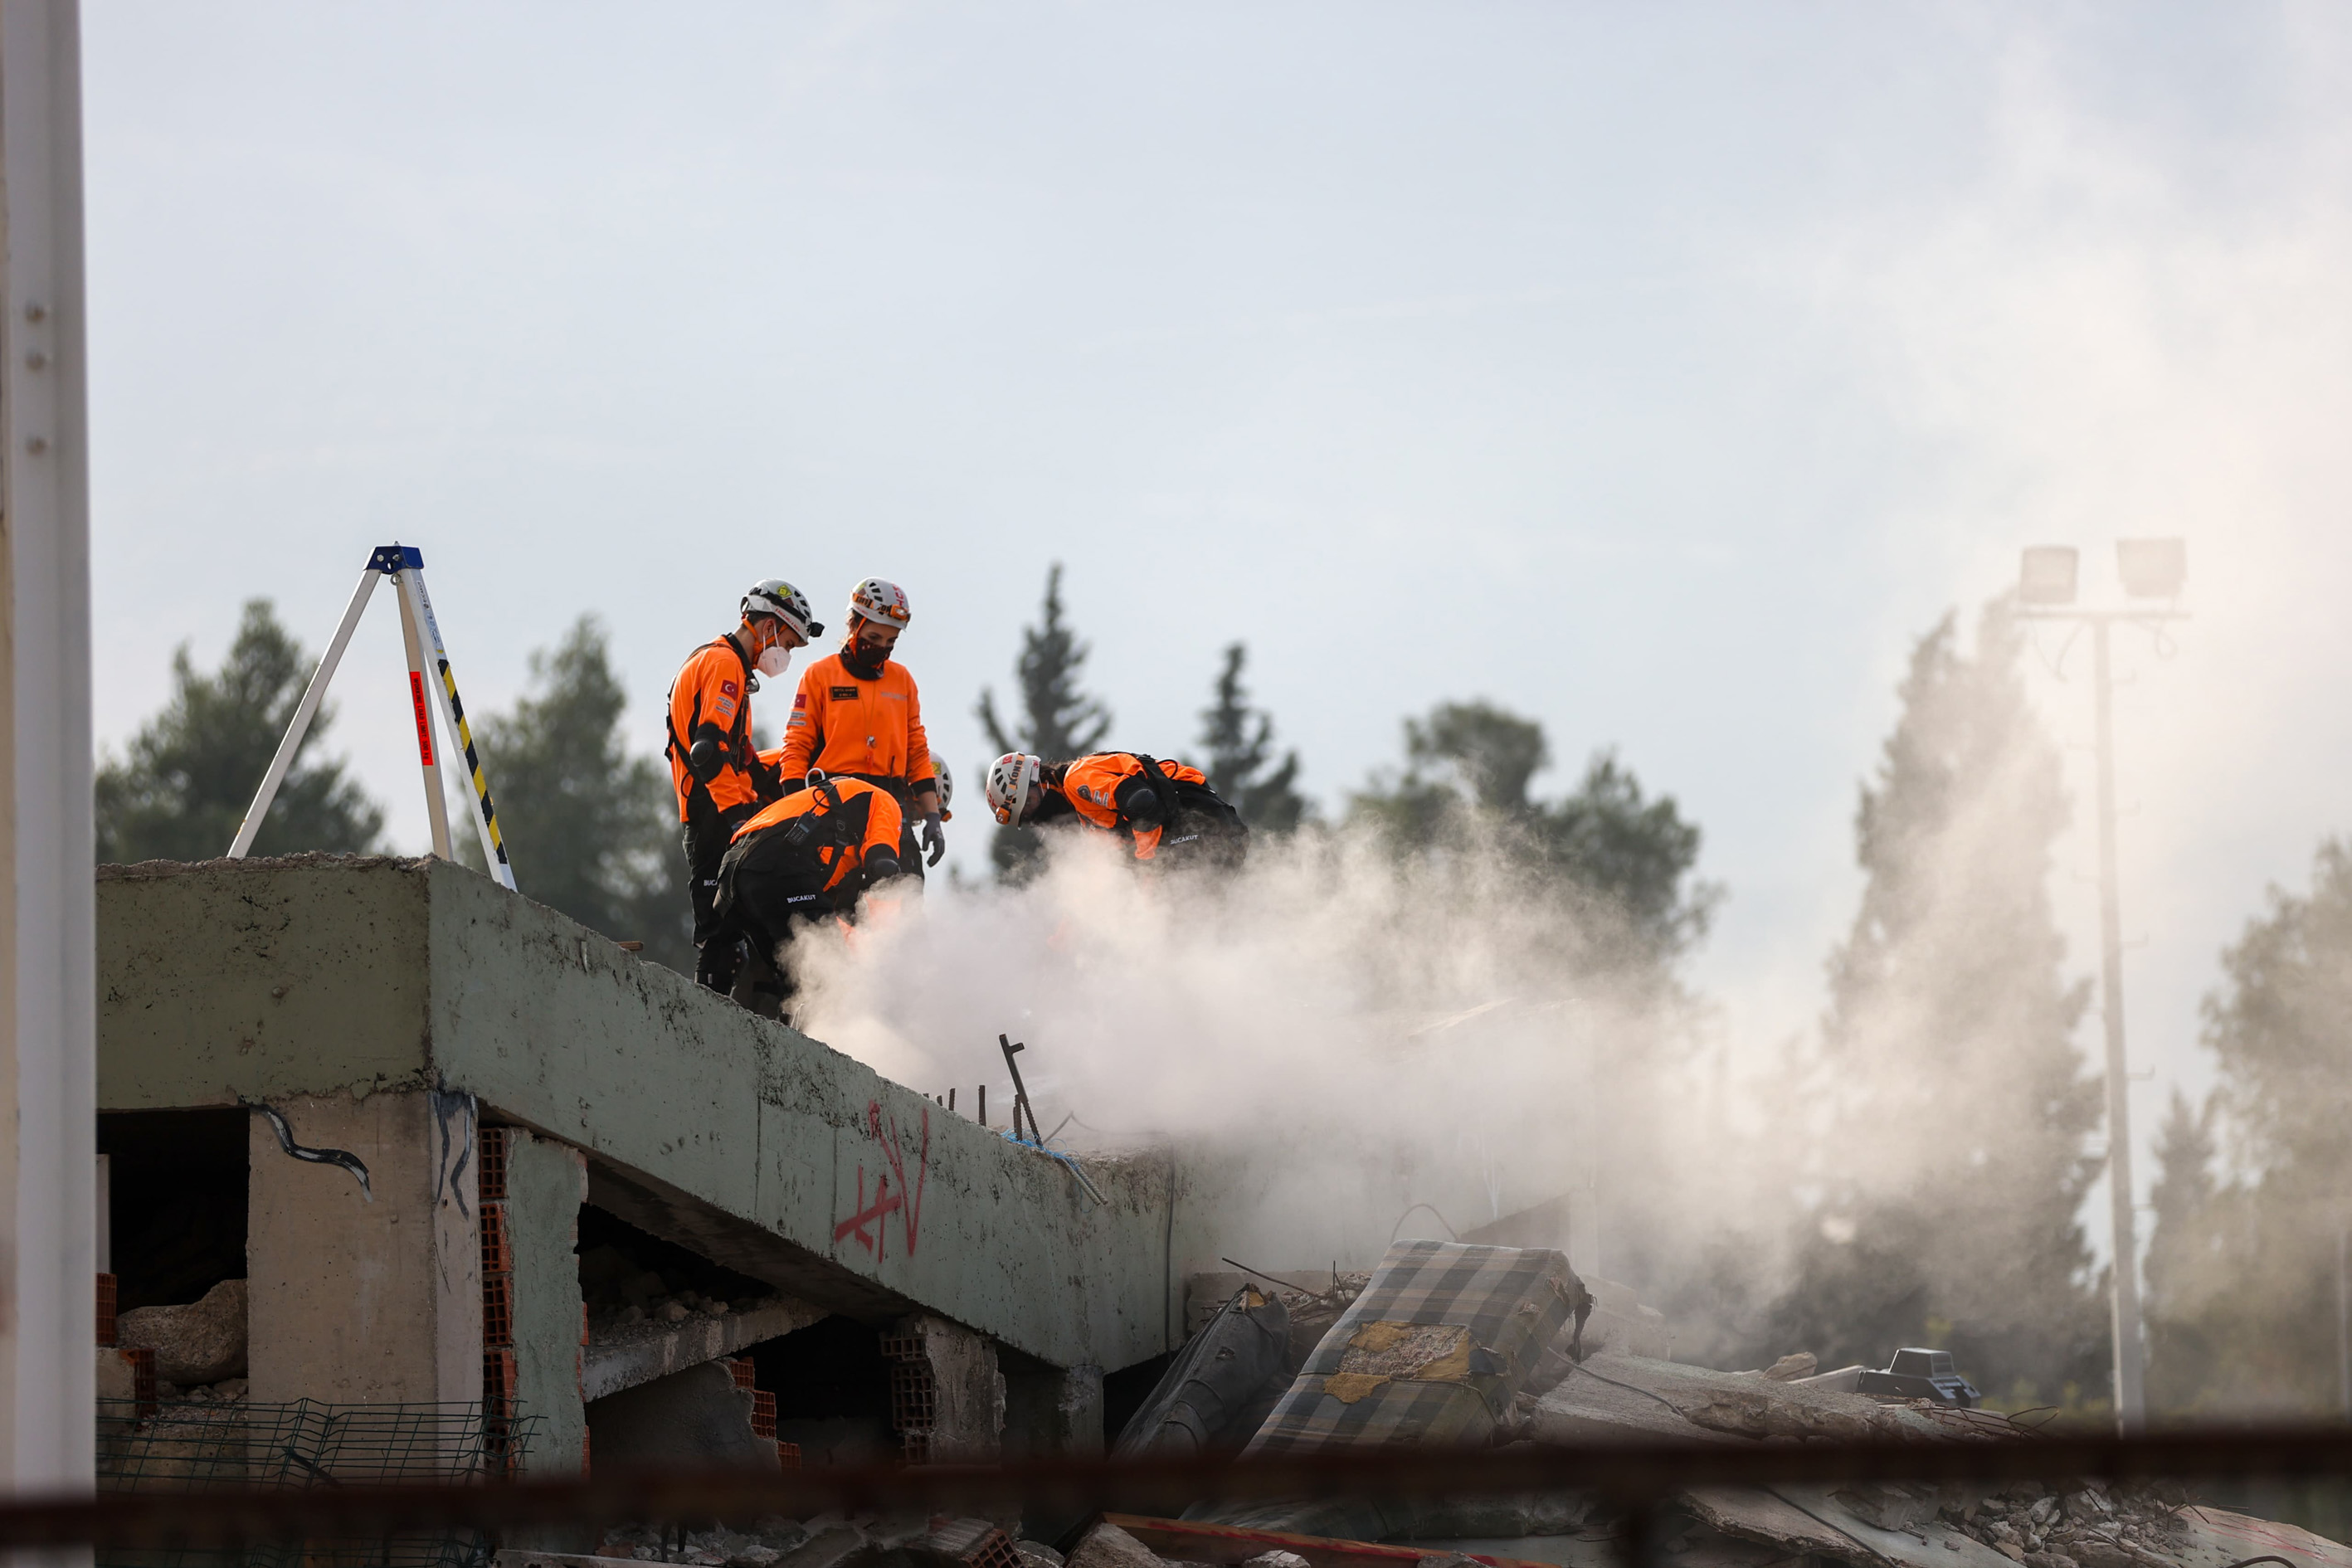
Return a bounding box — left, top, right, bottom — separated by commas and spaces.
0, 0, 95, 1501
394, 581, 455, 861
2336, 1223, 2349, 1421
226, 568, 379, 858
2091, 617, 2148, 1433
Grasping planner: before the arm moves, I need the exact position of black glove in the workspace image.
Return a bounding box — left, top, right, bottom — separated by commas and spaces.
864, 851, 903, 887
921, 813, 946, 866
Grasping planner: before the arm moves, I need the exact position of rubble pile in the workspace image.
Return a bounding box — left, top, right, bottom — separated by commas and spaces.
592, 1512, 1061, 1568
565, 1241, 2346, 1568
581, 1244, 794, 1334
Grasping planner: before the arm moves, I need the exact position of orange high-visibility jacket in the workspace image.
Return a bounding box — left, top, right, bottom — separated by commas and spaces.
732, 777, 905, 894
665, 638, 765, 823
1055, 753, 1206, 860
774, 653, 934, 794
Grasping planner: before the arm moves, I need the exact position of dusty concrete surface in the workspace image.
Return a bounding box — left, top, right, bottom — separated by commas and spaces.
245, 1089, 480, 1405
100, 857, 1176, 1374
508, 1128, 588, 1477
98, 856, 433, 1108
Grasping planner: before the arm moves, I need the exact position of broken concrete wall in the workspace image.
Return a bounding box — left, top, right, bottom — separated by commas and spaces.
585, 1361, 771, 1470
100, 859, 1177, 1376
506, 1128, 587, 1476
895, 1313, 1006, 1463
245, 1090, 480, 1405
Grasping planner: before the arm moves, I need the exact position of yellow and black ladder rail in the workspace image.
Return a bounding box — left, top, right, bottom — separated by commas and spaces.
383, 546, 516, 890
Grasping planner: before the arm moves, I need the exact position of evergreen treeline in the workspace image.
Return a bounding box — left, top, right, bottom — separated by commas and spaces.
108, 572, 2350, 1422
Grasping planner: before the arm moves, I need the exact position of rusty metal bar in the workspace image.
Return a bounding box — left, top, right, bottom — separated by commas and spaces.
19, 1428, 2352, 1551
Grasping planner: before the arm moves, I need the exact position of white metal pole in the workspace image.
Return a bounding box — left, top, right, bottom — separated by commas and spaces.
0, 0, 95, 1500
395, 582, 455, 861
225, 567, 379, 858
396, 567, 515, 889
2091, 617, 2149, 1433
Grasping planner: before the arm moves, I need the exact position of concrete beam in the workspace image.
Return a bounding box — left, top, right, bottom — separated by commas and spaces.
99, 858, 1177, 1375
583, 1296, 825, 1403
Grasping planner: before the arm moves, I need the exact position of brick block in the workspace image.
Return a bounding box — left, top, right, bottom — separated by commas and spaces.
478, 1127, 508, 1203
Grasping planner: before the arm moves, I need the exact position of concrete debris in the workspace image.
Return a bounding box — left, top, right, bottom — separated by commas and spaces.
1069, 1523, 1174, 1568
117, 1278, 248, 1385
1745, 1352, 1816, 1381
583, 1361, 779, 1472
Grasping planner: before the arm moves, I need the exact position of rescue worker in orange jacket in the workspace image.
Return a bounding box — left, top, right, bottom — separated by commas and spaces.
775, 578, 945, 879
665, 580, 820, 990
706, 772, 906, 1001
985, 751, 1247, 868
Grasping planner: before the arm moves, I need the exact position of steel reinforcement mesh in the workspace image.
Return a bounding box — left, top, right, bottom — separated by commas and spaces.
95, 1397, 540, 1568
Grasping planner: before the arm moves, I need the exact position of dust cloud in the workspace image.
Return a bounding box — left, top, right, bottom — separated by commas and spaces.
786, 820, 1784, 1331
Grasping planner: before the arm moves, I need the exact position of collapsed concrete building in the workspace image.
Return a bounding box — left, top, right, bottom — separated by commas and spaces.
97, 854, 1172, 1481
92, 855, 2352, 1568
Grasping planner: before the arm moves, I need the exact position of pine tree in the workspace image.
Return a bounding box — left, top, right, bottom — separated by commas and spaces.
2146, 837, 2352, 1414
1197, 643, 1310, 833
460, 616, 691, 972
2142, 1088, 2226, 1412
1349, 699, 1712, 966
1759, 603, 2105, 1406
976, 563, 1113, 877
97, 600, 383, 863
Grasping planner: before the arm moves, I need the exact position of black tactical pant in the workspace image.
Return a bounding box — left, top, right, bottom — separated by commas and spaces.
682, 801, 755, 991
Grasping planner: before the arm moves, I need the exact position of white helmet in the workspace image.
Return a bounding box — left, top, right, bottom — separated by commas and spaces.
932, 757, 953, 811
986, 753, 1040, 827
742, 579, 821, 641
847, 577, 912, 631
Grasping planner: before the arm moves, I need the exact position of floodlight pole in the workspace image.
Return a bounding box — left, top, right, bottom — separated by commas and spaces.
2021, 601, 2181, 1435
2087, 614, 2147, 1434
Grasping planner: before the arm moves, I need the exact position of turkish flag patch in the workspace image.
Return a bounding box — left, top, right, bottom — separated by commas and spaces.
793, 693, 807, 709
721, 680, 739, 697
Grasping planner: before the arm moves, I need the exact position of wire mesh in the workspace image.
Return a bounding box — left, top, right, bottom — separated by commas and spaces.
95, 1397, 538, 1568
98, 1270, 118, 1346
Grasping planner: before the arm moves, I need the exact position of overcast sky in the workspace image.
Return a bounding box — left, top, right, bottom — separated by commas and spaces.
82, 3, 2352, 1231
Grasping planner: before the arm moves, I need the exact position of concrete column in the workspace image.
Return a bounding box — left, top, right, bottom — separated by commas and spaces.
1003, 1359, 1103, 1460
900, 1314, 1005, 1463
247, 1091, 480, 1404
505, 1129, 587, 1475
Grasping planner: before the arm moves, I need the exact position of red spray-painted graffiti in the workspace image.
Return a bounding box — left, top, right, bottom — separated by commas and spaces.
832, 1100, 929, 1261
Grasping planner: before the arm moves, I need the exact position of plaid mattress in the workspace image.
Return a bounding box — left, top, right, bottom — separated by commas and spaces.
1242, 1239, 1578, 1454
